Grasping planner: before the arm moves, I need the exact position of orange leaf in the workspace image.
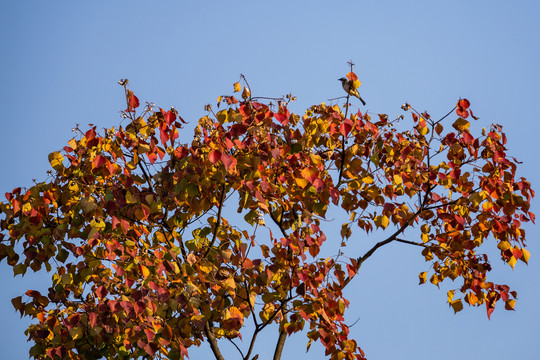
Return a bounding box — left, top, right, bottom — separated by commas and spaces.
301, 167, 319, 183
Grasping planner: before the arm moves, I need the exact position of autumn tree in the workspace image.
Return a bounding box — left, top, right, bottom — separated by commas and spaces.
0, 70, 534, 360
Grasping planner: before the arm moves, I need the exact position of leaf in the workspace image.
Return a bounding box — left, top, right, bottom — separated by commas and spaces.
96, 286, 108, 299
221, 153, 237, 172
275, 112, 289, 126
435, 123, 444, 135
450, 299, 463, 313
362, 176, 373, 184
233, 82, 241, 92
340, 120, 353, 137
165, 110, 176, 125
505, 299, 516, 310
521, 248, 531, 264
209, 150, 222, 164
452, 118, 470, 132
48, 152, 64, 171
457, 98, 470, 109
418, 272, 427, 285
301, 167, 319, 183
374, 215, 389, 229
129, 93, 140, 110
140, 265, 150, 277
92, 155, 107, 170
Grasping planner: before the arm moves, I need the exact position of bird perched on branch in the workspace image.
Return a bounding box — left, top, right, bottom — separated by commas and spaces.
339, 77, 366, 106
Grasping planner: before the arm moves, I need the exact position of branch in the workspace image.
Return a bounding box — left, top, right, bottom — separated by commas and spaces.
337, 94, 351, 184
244, 330, 259, 360
272, 328, 287, 360
344, 184, 435, 287
203, 182, 227, 258
204, 322, 225, 360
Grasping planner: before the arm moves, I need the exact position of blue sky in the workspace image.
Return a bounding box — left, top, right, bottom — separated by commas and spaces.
1, 1, 539, 359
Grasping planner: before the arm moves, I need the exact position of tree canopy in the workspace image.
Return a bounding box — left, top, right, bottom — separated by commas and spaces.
0, 71, 534, 360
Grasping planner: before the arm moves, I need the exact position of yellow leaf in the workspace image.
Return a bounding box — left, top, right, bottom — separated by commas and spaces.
465, 292, 478, 306
295, 177, 309, 188
521, 248, 531, 264
447, 290, 455, 303
48, 151, 64, 171
242, 86, 251, 100
125, 191, 137, 204
216, 110, 228, 123
505, 299, 516, 310
373, 215, 389, 229
362, 176, 374, 184
68, 138, 78, 150
452, 118, 470, 132
233, 82, 241, 92
351, 80, 361, 89
418, 272, 427, 284
393, 174, 402, 185
22, 202, 32, 213
140, 265, 150, 277
508, 256, 517, 269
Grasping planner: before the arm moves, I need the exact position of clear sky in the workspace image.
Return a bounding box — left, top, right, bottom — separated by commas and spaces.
1, 1, 539, 359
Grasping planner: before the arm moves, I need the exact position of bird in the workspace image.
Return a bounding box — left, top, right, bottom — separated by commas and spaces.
338, 77, 366, 106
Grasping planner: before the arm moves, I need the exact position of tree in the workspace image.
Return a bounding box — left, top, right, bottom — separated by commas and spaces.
0, 70, 534, 360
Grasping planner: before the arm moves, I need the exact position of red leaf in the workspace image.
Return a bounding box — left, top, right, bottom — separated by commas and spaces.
96, 286, 108, 299
170, 128, 179, 142
456, 98, 470, 118
329, 187, 339, 204
89, 312, 98, 327
85, 128, 96, 140
160, 127, 169, 144
457, 98, 470, 110
129, 94, 140, 110
174, 146, 189, 159
275, 112, 289, 126
165, 110, 176, 125
92, 155, 107, 169
513, 248, 523, 260
144, 328, 156, 342
312, 178, 325, 192
29, 209, 41, 225
221, 153, 237, 172
209, 150, 222, 164
462, 131, 474, 145
120, 219, 130, 235
147, 152, 157, 164
456, 108, 469, 118
340, 119, 353, 137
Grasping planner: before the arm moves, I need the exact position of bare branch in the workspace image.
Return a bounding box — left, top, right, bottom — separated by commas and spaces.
272, 328, 287, 360
204, 322, 225, 360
